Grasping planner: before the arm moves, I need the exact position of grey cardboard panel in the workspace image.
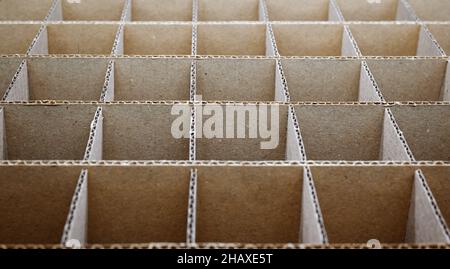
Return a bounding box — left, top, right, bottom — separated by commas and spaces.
198, 0, 259, 21
0, 58, 23, 99
196, 166, 302, 243
336, 0, 399, 21
29, 27, 49, 55
0, 108, 4, 160
390, 106, 450, 161
328, 0, 344, 21
380, 109, 413, 161
421, 167, 450, 231
408, 0, 450, 21
60, 0, 125, 21
196, 58, 276, 101
286, 107, 303, 161
0, 166, 81, 244
427, 24, 450, 56
132, 0, 193, 21
359, 61, 383, 102
341, 26, 359, 56
0, 24, 41, 54
3, 105, 97, 160
102, 104, 190, 160
274, 60, 286, 102
48, 0, 63, 21
112, 25, 124, 55
84, 108, 103, 161
444, 61, 450, 101
121, 0, 132, 22
265, 0, 329, 21
114, 58, 191, 101
88, 166, 190, 243
265, 25, 276, 56
416, 26, 444, 57
310, 166, 415, 244
0, 0, 53, 21
396, 0, 418, 21
4, 60, 29, 102
294, 105, 385, 161
258, 0, 266, 21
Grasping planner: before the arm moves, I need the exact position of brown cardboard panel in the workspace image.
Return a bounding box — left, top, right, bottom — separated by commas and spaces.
349, 24, 421, 56
366, 59, 447, 101
408, 0, 450, 21
196, 58, 276, 101
272, 24, 344, 56
336, 0, 401, 21
131, 0, 193, 21
0, 108, 4, 160
102, 104, 190, 160
421, 167, 450, 231
295, 105, 385, 161
123, 24, 192, 55
265, 0, 330, 21
4, 60, 29, 101
0, 166, 81, 244
60, 0, 125, 21
282, 59, 361, 102
196, 166, 302, 243
427, 24, 450, 56
0, 0, 53, 21
114, 58, 191, 101
310, 166, 415, 244
197, 24, 266, 55
3, 105, 97, 160
0, 24, 41, 54
390, 106, 450, 161
196, 104, 288, 160
45, 24, 118, 55
198, 0, 260, 21
27, 57, 109, 101
88, 166, 190, 244
0, 58, 22, 99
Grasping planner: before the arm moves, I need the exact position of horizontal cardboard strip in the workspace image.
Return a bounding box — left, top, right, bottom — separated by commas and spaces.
0, 0, 53, 21
198, 0, 260, 21
132, 0, 193, 21
265, 0, 330, 21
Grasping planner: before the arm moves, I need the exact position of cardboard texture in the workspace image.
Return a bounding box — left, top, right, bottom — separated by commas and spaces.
0, 108, 4, 160
198, 0, 260, 21
0, 58, 22, 99
336, 0, 406, 21
131, 0, 193, 21
408, 0, 450, 21
265, 0, 330, 21
0, 24, 41, 54
3, 60, 29, 102
56, 0, 126, 21
427, 24, 450, 56
0, 0, 54, 21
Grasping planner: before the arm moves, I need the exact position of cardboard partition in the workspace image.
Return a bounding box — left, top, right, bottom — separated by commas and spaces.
408, 0, 450, 21
53, 0, 126, 21
196, 166, 303, 243
87, 166, 190, 244
427, 24, 450, 56
196, 104, 288, 161
131, 0, 193, 21
366, 59, 448, 102
0, 108, 4, 160
123, 24, 192, 55
37, 24, 119, 55
2, 105, 97, 160
198, 0, 260, 21
0, 0, 53, 21
390, 106, 450, 161
265, 0, 331, 21
0, 58, 23, 99
197, 24, 267, 55
196, 58, 276, 101
100, 61, 115, 102
102, 104, 190, 160
113, 58, 191, 101
295, 105, 411, 161
3, 60, 28, 101
0, 166, 82, 244
84, 107, 103, 161
0, 24, 41, 55
359, 61, 384, 102
271, 24, 349, 56
282, 59, 362, 102
309, 166, 449, 244
335, 0, 409, 21
349, 24, 440, 56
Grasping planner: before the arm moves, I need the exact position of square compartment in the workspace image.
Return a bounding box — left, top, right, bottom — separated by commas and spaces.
408, 0, 450, 21
0, 24, 41, 54
57, 0, 125, 21
266, 0, 331, 21
131, 0, 193, 21
198, 0, 260, 21
0, 0, 53, 21
0, 58, 22, 99
336, 0, 407, 21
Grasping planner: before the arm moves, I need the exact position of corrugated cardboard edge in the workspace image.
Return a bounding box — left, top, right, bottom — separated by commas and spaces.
380, 108, 415, 161
2, 59, 29, 101
186, 169, 198, 244
83, 107, 103, 161
100, 60, 115, 102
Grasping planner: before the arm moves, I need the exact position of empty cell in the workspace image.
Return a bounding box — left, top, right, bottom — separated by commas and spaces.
25, 58, 109, 101
102, 105, 190, 160
88, 166, 190, 244
266, 0, 331, 21
196, 58, 276, 101
310, 166, 416, 244
283, 59, 362, 102
408, 0, 450, 21
0, 58, 22, 99
196, 166, 302, 243
390, 106, 450, 161
0, 24, 41, 54
196, 104, 288, 161
197, 24, 267, 55
198, 0, 260, 21
57, 0, 126, 21
131, 0, 193, 21
427, 24, 450, 56
114, 58, 191, 101
336, 0, 405, 21
0, 0, 53, 21
2, 105, 97, 160
0, 166, 82, 244
272, 24, 345, 56
45, 24, 118, 55
123, 24, 192, 55
367, 59, 448, 102
421, 167, 450, 230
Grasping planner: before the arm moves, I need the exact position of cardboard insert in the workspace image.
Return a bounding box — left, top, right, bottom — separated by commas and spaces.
197, 24, 267, 55
390, 106, 450, 161
123, 24, 192, 55
0, 24, 41, 55
427, 24, 450, 56
366, 59, 449, 102
0, 58, 23, 99
196, 166, 303, 243
196, 58, 277, 101
1, 105, 97, 160
198, 0, 261, 21
335, 0, 411, 21
113, 58, 191, 101
50, 0, 126, 21
408, 0, 450, 21
131, 0, 193, 21
265, 0, 335, 21
0, 0, 53, 21
0, 166, 81, 244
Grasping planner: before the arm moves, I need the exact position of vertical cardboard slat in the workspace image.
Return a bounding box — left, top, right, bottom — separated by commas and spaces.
100, 61, 115, 102
258, 0, 267, 21
380, 108, 414, 161
3, 60, 29, 102
84, 107, 103, 161
186, 169, 198, 244
396, 0, 418, 21
328, 0, 344, 21
341, 26, 360, 56
443, 61, 450, 101
29, 27, 49, 55
274, 60, 287, 101
416, 26, 445, 57
358, 61, 384, 102
0, 108, 4, 160
121, 0, 132, 22
112, 25, 124, 56
286, 106, 304, 161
